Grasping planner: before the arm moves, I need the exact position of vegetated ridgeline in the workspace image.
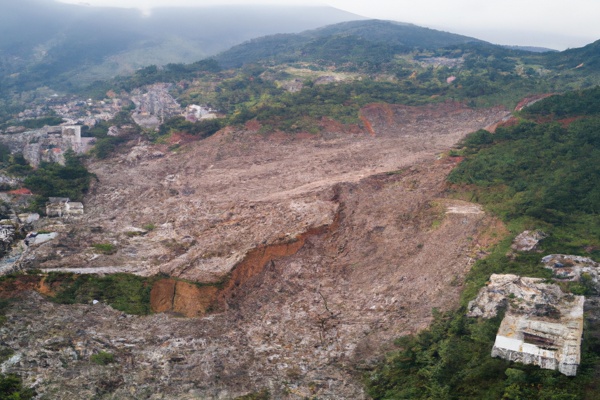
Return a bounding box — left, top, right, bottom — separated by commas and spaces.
0, 102, 508, 398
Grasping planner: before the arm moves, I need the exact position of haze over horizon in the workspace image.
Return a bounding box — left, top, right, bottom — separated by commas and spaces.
55, 0, 600, 50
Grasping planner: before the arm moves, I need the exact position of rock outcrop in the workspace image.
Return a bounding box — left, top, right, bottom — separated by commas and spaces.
468, 274, 584, 376
543, 254, 600, 287
510, 230, 547, 252
0, 222, 16, 258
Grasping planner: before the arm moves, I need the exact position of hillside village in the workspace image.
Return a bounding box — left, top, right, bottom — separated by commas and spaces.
0, 84, 217, 166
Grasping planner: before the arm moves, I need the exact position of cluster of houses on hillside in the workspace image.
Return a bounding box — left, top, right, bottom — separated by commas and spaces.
0, 125, 95, 167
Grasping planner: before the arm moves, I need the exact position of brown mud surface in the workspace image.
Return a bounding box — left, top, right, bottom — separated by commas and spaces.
1, 102, 510, 398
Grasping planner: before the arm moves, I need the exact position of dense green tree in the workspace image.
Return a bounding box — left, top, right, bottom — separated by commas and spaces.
157, 116, 223, 138
24, 150, 93, 212
0, 374, 35, 399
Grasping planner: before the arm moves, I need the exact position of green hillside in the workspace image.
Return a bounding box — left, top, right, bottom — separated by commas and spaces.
0, 0, 363, 93
366, 86, 600, 400
215, 19, 483, 68
3, 14, 600, 128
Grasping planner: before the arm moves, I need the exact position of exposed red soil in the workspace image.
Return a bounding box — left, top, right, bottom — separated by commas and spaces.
167, 131, 199, 146
7, 188, 33, 195
514, 93, 555, 111
319, 116, 363, 134
150, 279, 219, 317
557, 116, 584, 127
214, 222, 335, 311
495, 116, 521, 129
0, 275, 51, 299
244, 119, 262, 131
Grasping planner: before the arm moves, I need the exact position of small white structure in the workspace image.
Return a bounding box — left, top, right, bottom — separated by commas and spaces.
46, 197, 84, 217
184, 104, 218, 122
511, 230, 547, 252
25, 232, 58, 246
65, 201, 84, 215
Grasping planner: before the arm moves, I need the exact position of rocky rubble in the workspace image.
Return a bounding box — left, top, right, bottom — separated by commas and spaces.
0, 222, 16, 259
542, 254, 600, 286
0, 102, 510, 398
468, 274, 585, 376
1, 165, 502, 399
18, 102, 508, 283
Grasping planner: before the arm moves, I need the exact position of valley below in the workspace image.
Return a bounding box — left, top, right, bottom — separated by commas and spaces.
0, 103, 509, 398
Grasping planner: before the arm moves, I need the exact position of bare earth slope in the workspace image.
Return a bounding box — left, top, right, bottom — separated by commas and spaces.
26, 103, 507, 281
3, 103, 509, 398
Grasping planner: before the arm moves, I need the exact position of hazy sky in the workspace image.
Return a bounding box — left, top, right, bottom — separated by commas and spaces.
57, 0, 600, 50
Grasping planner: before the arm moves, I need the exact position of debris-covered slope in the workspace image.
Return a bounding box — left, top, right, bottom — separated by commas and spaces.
22, 103, 507, 284
0, 102, 509, 398
2, 160, 504, 399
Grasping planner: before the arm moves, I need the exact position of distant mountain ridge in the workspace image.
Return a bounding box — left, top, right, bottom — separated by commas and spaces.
215, 19, 485, 68
2, 0, 600, 114
502, 45, 558, 53
545, 39, 600, 69
0, 0, 364, 89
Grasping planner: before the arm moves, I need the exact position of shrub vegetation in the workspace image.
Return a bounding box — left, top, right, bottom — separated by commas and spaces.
366, 86, 600, 399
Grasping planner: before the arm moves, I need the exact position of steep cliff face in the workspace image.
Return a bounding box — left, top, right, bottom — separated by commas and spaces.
150, 279, 219, 317
0, 102, 509, 398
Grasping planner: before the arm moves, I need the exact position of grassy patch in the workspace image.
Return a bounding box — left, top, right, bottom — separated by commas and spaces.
90, 351, 115, 366
234, 389, 270, 400
49, 273, 156, 315
124, 231, 143, 238
0, 374, 36, 399
92, 242, 117, 255
0, 299, 10, 327
142, 223, 156, 231
0, 347, 13, 364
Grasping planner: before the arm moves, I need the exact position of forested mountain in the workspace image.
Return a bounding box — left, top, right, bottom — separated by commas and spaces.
214, 20, 600, 83
0, 0, 363, 90
545, 39, 600, 69
215, 19, 484, 68
3, 10, 600, 130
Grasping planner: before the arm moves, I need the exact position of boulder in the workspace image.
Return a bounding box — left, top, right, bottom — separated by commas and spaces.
468, 274, 584, 376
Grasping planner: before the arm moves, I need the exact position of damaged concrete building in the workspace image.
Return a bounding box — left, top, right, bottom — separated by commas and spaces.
46, 197, 84, 217
0, 125, 96, 167
468, 274, 584, 376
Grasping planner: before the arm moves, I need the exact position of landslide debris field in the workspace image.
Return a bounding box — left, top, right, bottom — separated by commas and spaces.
2, 103, 509, 398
